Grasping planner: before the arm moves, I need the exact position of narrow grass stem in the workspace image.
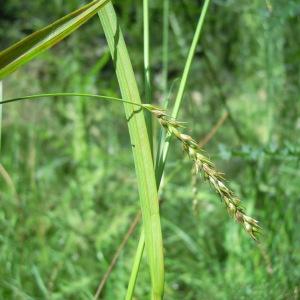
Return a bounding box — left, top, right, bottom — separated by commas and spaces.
94, 213, 142, 300
156, 0, 211, 182
98, 4, 164, 299
0, 93, 139, 107
126, 2, 211, 297
143, 0, 153, 153
125, 231, 145, 300
0, 81, 2, 151
203, 52, 245, 141
162, 0, 169, 100
154, 0, 170, 180
171, 0, 210, 120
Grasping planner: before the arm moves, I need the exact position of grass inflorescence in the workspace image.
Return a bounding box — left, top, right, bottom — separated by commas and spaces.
0, 90, 261, 242
145, 104, 261, 240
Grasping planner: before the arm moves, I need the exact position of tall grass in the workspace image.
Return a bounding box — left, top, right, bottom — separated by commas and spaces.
98, 3, 164, 299
4, 1, 298, 299
0, 0, 212, 298
125, 1, 212, 298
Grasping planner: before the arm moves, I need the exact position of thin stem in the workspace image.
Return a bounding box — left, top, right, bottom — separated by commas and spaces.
170, 11, 244, 142
94, 213, 142, 300
198, 112, 228, 147
154, 0, 170, 178
171, 0, 210, 119
162, 0, 169, 100
100, 108, 230, 297
143, 0, 153, 153
203, 52, 245, 142
98, 4, 164, 299
0, 93, 143, 108
0, 81, 2, 151
127, 0, 211, 298
125, 231, 145, 300
143, 0, 151, 103
156, 0, 211, 185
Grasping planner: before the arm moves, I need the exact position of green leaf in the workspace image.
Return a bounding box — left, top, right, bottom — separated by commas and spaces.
0, 0, 109, 79
0, 81, 2, 151
98, 4, 164, 299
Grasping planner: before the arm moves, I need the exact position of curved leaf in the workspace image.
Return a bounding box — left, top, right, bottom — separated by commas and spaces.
0, 0, 109, 79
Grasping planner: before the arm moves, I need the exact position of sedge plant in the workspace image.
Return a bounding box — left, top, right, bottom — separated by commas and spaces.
0, 1, 261, 299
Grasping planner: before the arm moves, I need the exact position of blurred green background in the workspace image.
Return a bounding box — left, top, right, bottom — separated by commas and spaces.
0, 0, 300, 299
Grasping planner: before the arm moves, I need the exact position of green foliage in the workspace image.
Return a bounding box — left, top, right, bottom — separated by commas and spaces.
98, 3, 164, 299
0, 0, 109, 79
0, 0, 300, 299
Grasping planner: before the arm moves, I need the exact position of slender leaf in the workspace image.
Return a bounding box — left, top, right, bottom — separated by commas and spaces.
126, 0, 211, 297
0, 0, 109, 79
125, 231, 145, 300
0, 93, 138, 107
98, 4, 164, 299
0, 81, 2, 151
156, 0, 211, 181
143, 0, 153, 153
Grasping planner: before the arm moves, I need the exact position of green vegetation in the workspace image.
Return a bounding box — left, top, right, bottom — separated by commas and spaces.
0, 0, 300, 299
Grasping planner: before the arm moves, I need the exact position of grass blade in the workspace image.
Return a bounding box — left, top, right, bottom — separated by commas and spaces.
154, 0, 170, 177
143, 0, 153, 153
126, 1, 211, 297
0, 0, 109, 79
98, 3, 164, 299
156, 0, 211, 181
125, 230, 145, 300
0, 81, 2, 151
0, 93, 137, 107
162, 0, 170, 101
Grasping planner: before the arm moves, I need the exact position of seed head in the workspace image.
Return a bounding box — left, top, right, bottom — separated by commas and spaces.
147, 105, 261, 240
151, 109, 167, 118
180, 133, 193, 142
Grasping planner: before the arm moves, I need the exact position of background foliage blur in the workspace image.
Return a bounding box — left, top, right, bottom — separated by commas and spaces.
0, 0, 300, 299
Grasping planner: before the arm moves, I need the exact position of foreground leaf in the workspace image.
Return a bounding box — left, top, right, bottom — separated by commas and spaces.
99, 4, 165, 299
0, 0, 109, 79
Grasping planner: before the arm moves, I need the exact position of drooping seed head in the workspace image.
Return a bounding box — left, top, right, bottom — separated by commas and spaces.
149, 104, 261, 240
235, 210, 245, 223
151, 109, 167, 118
179, 133, 193, 142
227, 202, 237, 215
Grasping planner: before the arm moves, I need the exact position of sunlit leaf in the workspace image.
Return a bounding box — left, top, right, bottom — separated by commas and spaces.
0, 0, 109, 79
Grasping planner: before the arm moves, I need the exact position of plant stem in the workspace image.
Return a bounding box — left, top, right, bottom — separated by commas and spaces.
162, 0, 169, 100
127, 0, 211, 298
0, 81, 2, 152
95, 213, 142, 300
125, 231, 145, 300
143, 0, 153, 153
203, 52, 245, 141
156, 0, 211, 186
0, 93, 137, 107
98, 3, 164, 299
154, 0, 170, 177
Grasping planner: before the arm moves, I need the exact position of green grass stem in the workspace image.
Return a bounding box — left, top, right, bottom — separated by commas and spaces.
127, 1, 211, 297
156, 0, 211, 181
98, 3, 164, 299
0, 81, 2, 151
125, 231, 145, 300
143, 0, 153, 153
